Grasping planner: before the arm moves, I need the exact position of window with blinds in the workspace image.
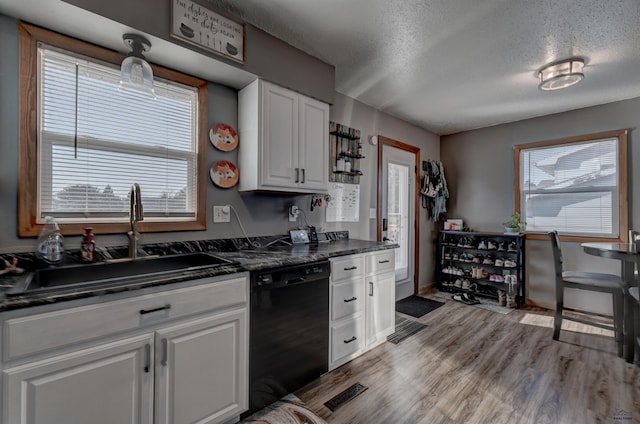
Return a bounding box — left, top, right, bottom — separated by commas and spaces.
516, 131, 627, 239
37, 44, 199, 224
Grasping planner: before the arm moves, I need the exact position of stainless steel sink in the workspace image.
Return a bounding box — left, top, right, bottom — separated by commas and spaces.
6, 253, 236, 296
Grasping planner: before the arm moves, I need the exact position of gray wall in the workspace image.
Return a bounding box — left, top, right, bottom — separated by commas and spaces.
0, 13, 440, 293
441, 98, 639, 312
330, 93, 441, 290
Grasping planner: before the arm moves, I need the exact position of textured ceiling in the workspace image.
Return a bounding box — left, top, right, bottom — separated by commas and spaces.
206, 0, 640, 135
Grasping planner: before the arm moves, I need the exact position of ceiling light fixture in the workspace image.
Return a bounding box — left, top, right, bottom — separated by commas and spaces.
119, 33, 155, 97
538, 57, 584, 91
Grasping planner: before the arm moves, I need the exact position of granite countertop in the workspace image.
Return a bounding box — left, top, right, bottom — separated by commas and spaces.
0, 238, 396, 312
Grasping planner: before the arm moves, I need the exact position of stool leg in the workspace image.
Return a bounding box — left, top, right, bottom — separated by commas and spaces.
553, 287, 563, 340
614, 290, 624, 358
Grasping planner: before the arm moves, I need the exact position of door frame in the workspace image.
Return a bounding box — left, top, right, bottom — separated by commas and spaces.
376, 135, 420, 295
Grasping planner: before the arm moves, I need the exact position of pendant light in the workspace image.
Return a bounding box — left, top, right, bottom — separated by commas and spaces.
119, 33, 155, 97
538, 58, 585, 91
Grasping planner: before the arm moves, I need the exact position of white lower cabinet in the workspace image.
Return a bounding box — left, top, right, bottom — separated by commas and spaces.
364, 272, 396, 348
3, 334, 154, 424
329, 250, 395, 370
364, 251, 396, 348
1, 274, 249, 424
155, 309, 247, 424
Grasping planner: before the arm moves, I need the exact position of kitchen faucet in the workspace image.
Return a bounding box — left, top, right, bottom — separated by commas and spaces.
128, 183, 144, 259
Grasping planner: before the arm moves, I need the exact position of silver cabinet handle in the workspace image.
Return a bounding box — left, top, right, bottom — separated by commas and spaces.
161, 338, 168, 366
369, 281, 374, 296
144, 343, 151, 373
301, 168, 305, 183
295, 168, 299, 183
344, 297, 357, 303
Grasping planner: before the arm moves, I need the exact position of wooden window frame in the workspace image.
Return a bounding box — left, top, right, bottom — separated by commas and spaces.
18, 22, 208, 237
514, 129, 628, 243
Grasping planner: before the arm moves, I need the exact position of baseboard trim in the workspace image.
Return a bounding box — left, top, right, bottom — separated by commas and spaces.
418, 284, 434, 295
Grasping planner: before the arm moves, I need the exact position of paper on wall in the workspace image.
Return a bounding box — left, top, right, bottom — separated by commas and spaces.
326, 183, 360, 222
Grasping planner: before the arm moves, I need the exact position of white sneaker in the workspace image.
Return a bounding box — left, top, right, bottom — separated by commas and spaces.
478, 240, 487, 250
504, 258, 516, 268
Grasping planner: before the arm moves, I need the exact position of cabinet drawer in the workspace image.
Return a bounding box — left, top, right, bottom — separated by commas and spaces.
4, 275, 247, 361
331, 279, 364, 321
366, 250, 395, 274
331, 256, 364, 282
331, 316, 364, 363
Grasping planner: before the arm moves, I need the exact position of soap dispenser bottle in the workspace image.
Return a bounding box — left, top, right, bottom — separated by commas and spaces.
36, 216, 64, 265
81, 227, 96, 262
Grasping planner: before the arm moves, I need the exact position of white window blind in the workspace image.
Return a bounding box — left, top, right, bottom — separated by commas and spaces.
519, 137, 620, 237
37, 44, 199, 224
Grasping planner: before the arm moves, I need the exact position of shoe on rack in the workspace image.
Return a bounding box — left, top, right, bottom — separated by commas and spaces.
452, 252, 459, 261
494, 257, 504, 267
481, 271, 489, 279
507, 241, 517, 252
444, 252, 451, 260
462, 279, 471, 290
482, 254, 494, 265
478, 240, 487, 250
497, 242, 506, 251
461, 292, 481, 305
506, 293, 517, 308
504, 258, 516, 268
487, 240, 497, 250
473, 254, 483, 264
457, 237, 466, 247
463, 237, 474, 248
454, 279, 463, 288
493, 275, 504, 283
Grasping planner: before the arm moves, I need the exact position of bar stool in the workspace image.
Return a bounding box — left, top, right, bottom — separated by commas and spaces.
549, 231, 626, 356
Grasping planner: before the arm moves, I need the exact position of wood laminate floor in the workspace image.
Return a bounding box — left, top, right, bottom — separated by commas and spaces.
296, 294, 640, 424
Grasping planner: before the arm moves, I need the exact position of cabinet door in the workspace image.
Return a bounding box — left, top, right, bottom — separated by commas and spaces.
155, 309, 248, 424
261, 82, 299, 188
365, 272, 396, 348
2, 334, 154, 424
299, 95, 329, 191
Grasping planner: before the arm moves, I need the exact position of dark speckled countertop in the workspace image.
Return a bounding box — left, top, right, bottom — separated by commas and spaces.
0, 238, 396, 312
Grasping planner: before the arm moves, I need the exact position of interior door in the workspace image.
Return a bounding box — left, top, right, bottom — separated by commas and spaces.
381, 144, 416, 300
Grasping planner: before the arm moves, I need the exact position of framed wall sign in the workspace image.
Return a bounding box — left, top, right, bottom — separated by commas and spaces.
170, 0, 245, 63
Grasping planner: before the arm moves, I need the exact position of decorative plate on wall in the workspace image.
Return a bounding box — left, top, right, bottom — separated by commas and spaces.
210, 160, 239, 188
209, 123, 239, 151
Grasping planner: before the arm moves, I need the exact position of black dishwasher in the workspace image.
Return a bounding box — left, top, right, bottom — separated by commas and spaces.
247, 260, 330, 415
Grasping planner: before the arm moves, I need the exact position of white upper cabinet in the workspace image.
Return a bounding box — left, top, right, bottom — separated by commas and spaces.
238, 79, 329, 193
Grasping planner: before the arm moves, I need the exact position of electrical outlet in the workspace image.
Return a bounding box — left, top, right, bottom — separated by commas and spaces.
213, 205, 230, 223
288, 205, 299, 222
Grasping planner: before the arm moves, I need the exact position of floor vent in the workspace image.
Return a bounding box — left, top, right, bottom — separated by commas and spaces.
324, 382, 369, 412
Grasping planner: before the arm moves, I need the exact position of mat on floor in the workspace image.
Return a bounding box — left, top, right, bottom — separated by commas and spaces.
433, 291, 513, 314
240, 393, 327, 424
395, 295, 444, 318
387, 315, 427, 344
